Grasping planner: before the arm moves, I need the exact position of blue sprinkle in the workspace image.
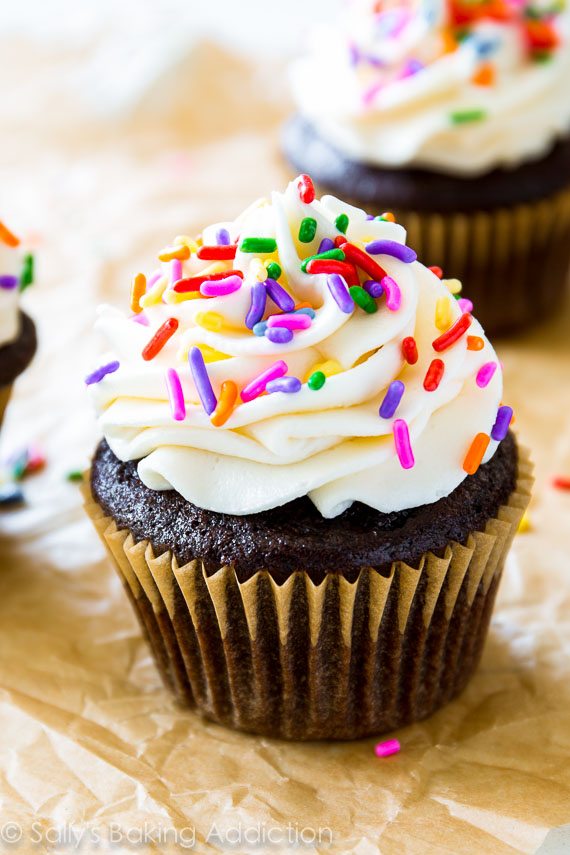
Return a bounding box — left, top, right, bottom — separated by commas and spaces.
295, 307, 316, 319
253, 321, 268, 336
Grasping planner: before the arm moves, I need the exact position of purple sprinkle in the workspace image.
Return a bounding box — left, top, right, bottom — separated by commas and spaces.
327, 273, 354, 314
253, 321, 267, 336
171, 258, 183, 283
188, 347, 217, 415
200, 274, 242, 297
458, 297, 473, 313
131, 312, 149, 326
379, 381, 405, 419
365, 240, 417, 264
266, 327, 293, 344
401, 58, 424, 78
246, 281, 267, 329
366, 214, 376, 221
491, 406, 513, 442
147, 270, 162, 289
85, 360, 120, 386
266, 376, 302, 394
266, 278, 295, 312
318, 238, 335, 254
364, 280, 384, 299
0, 275, 19, 290
348, 42, 360, 66
216, 227, 231, 246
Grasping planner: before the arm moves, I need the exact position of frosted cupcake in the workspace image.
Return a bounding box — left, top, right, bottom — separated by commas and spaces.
84, 177, 531, 740
0, 221, 36, 433
282, 0, 570, 334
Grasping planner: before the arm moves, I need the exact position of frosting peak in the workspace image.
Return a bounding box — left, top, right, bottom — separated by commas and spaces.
290, 0, 570, 175
88, 177, 509, 517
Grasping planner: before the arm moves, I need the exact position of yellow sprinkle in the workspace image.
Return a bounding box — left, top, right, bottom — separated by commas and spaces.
435, 296, 453, 331
202, 262, 227, 276
140, 277, 167, 308
250, 258, 268, 282
174, 235, 200, 252
200, 344, 231, 363
306, 359, 343, 380
444, 278, 463, 296
164, 289, 201, 304
195, 311, 224, 332
130, 273, 146, 314
518, 511, 531, 533
158, 244, 191, 262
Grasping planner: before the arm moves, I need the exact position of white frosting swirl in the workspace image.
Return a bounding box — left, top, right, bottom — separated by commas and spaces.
89, 180, 504, 517
290, 0, 570, 175
0, 239, 22, 347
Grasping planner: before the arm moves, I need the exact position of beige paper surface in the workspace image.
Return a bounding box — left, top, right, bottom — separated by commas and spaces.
1, 31, 570, 855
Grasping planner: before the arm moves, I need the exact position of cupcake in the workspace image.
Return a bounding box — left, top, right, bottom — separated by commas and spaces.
282, 0, 570, 335
0, 221, 36, 433
84, 176, 531, 740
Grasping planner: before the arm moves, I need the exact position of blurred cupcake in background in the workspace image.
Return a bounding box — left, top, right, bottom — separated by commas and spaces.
282, 0, 570, 334
0, 221, 37, 433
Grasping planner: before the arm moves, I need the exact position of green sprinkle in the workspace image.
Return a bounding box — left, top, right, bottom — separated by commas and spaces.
19, 254, 34, 291
349, 285, 377, 314
66, 470, 84, 483
450, 109, 487, 125
241, 237, 277, 254
335, 213, 349, 234
301, 248, 345, 272
12, 454, 28, 482
308, 371, 326, 391
298, 217, 317, 243
266, 261, 282, 280
532, 50, 554, 63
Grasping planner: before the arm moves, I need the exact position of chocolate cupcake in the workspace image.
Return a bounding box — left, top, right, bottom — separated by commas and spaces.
0, 222, 36, 432
84, 177, 532, 739
282, 0, 570, 335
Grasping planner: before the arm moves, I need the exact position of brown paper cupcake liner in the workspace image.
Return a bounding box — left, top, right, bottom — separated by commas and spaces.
0, 384, 13, 433
399, 187, 570, 335
83, 448, 532, 741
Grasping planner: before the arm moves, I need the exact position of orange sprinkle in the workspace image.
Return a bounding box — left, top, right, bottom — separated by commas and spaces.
380, 211, 396, 223
211, 380, 238, 427
130, 273, 146, 314
0, 221, 20, 247
467, 335, 484, 351
158, 244, 191, 262
441, 27, 458, 54
463, 433, 490, 475
294, 301, 313, 311
472, 62, 496, 87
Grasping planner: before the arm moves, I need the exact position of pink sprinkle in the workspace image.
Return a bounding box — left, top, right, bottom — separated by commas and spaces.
241, 360, 288, 403
476, 361, 497, 388
147, 270, 162, 289
375, 738, 401, 758
165, 368, 186, 421
382, 276, 402, 311
200, 274, 242, 297
458, 298, 473, 313
393, 419, 414, 469
171, 259, 183, 284
131, 312, 149, 326
362, 80, 385, 106
267, 313, 311, 331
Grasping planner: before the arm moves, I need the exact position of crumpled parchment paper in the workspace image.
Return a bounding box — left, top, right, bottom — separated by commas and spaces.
1, 13, 569, 854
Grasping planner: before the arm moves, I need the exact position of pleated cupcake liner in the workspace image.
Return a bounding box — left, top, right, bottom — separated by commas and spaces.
83, 447, 533, 741
0, 384, 13, 434
398, 186, 570, 335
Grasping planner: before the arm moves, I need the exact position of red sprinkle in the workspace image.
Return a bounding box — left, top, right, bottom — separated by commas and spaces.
142, 318, 179, 361
432, 313, 472, 352
424, 358, 445, 392
402, 336, 418, 365
339, 241, 388, 283
553, 476, 570, 491
297, 174, 315, 204
429, 266, 443, 279
197, 244, 237, 261
306, 258, 360, 287
173, 270, 244, 293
